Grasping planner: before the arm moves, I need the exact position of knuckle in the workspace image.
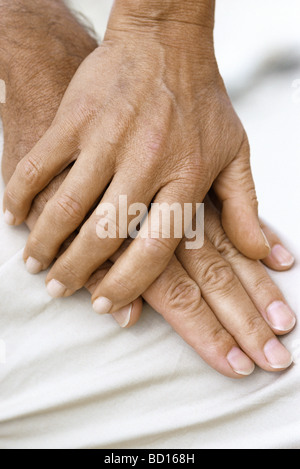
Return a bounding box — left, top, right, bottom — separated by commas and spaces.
18, 156, 41, 186
242, 314, 267, 338
142, 237, 174, 264
192, 319, 234, 362
165, 275, 201, 313
210, 230, 238, 260
106, 271, 132, 300
54, 191, 85, 223
251, 274, 275, 297
27, 233, 49, 260
210, 325, 229, 343
201, 258, 236, 294
208, 326, 232, 353
57, 256, 86, 290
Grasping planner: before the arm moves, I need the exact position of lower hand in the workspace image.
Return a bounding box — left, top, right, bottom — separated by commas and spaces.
88, 199, 295, 378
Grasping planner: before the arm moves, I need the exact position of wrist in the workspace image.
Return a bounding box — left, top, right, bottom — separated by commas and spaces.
112, 0, 215, 27
0, 0, 95, 75
0, 0, 97, 81
0, 0, 97, 125
107, 0, 215, 57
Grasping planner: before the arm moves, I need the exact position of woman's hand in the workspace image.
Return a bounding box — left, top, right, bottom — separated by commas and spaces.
88, 198, 295, 378
3, 2, 270, 315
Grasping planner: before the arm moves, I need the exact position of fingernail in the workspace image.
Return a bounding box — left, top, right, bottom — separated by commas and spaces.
93, 297, 113, 315
266, 301, 296, 332
47, 279, 67, 298
4, 210, 15, 225
112, 304, 133, 328
270, 244, 295, 267
227, 347, 256, 376
261, 230, 271, 252
264, 338, 293, 369
26, 257, 43, 275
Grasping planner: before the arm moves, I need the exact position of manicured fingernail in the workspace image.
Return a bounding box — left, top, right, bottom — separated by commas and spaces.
261, 230, 271, 252
270, 244, 295, 267
47, 279, 67, 298
264, 338, 293, 369
4, 210, 15, 225
26, 257, 43, 275
93, 297, 113, 315
266, 301, 296, 332
112, 304, 133, 328
227, 347, 256, 376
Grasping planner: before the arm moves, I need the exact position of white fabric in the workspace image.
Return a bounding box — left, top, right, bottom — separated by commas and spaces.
0, 0, 299, 449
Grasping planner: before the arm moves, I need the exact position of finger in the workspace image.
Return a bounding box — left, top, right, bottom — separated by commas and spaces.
3, 124, 77, 225
177, 238, 293, 372
23, 150, 113, 273
85, 263, 143, 328
91, 184, 191, 315
213, 135, 271, 260
141, 256, 255, 378
260, 222, 295, 271
25, 168, 72, 230
204, 201, 297, 337
44, 171, 157, 297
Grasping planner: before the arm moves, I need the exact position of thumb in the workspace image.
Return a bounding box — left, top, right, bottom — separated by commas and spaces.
213, 135, 271, 260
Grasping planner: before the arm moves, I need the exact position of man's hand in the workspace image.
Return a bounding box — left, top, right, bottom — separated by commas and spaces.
4, 0, 270, 317
0, 0, 98, 183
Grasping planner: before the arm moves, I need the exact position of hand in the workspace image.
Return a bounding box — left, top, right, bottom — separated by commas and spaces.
1, 0, 295, 379
4, 2, 270, 316
0, 0, 144, 327
87, 199, 296, 378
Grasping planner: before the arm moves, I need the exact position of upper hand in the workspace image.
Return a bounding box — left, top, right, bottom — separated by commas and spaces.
4, 15, 270, 313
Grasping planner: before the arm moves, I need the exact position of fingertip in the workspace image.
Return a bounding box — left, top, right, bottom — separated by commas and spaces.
128, 297, 143, 327
263, 244, 295, 271
265, 301, 297, 335
25, 256, 43, 275
46, 279, 69, 298
264, 338, 294, 371
3, 209, 16, 226
259, 224, 295, 271
3, 207, 28, 227
92, 296, 113, 315
112, 297, 143, 328
3, 186, 29, 227
226, 347, 256, 377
